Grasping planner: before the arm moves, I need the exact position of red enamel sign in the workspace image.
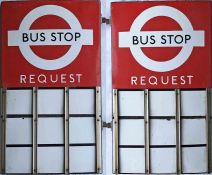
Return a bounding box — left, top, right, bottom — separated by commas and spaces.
112, 2, 211, 89
1, 0, 100, 87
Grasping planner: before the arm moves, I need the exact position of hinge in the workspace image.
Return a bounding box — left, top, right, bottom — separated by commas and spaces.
101, 17, 110, 25
103, 121, 112, 128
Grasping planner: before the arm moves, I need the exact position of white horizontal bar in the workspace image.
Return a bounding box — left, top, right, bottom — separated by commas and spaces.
8, 29, 93, 46
119, 31, 204, 47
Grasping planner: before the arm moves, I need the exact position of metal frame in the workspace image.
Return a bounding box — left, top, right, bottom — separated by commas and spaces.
0, 88, 2, 174
0, 87, 210, 174
112, 89, 119, 174
32, 87, 38, 175
112, 88, 212, 174
0, 87, 103, 175
176, 89, 182, 174
96, 86, 102, 173
144, 89, 150, 174
209, 88, 212, 172
1, 88, 6, 174
64, 87, 69, 174
206, 88, 211, 173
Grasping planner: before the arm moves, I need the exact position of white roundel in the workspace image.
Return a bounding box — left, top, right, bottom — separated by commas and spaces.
119, 6, 205, 72
8, 5, 93, 70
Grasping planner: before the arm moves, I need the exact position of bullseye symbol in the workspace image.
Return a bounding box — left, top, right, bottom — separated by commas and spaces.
8, 5, 93, 70
119, 6, 205, 72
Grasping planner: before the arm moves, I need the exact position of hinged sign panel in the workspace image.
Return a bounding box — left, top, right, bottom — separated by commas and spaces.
112, 2, 211, 89
1, 0, 100, 88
